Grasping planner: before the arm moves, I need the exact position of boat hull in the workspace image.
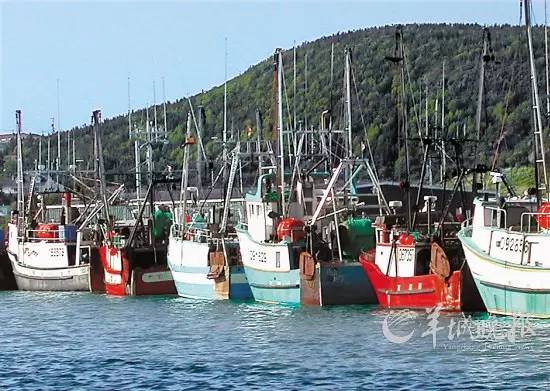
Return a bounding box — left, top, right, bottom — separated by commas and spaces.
359, 252, 483, 311
236, 228, 300, 305
0, 250, 17, 290
8, 249, 90, 291
170, 264, 252, 300
167, 236, 252, 300
244, 266, 300, 305
100, 245, 176, 296
459, 227, 550, 318
300, 261, 377, 306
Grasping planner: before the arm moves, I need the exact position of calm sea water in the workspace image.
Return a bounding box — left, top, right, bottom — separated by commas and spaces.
0, 291, 549, 390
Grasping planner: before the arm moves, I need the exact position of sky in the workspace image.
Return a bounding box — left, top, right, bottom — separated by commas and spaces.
0, 0, 546, 134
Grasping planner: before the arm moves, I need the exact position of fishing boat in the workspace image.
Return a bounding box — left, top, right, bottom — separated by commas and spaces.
6, 111, 102, 291
458, 1, 550, 318
167, 112, 252, 300
90, 110, 175, 296
237, 49, 380, 306
98, 184, 177, 296
359, 196, 483, 311
358, 24, 489, 311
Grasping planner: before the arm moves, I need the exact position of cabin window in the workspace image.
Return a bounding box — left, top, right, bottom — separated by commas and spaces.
276, 252, 281, 268
256, 205, 261, 216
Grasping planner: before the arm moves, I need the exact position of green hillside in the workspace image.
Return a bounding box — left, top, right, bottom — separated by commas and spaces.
4, 23, 548, 189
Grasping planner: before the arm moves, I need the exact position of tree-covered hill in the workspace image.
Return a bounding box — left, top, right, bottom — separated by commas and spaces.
6, 23, 549, 186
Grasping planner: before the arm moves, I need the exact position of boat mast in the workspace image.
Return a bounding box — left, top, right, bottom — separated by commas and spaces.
223, 37, 228, 170
475, 29, 489, 142
344, 48, 353, 193
525, 0, 549, 200
293, 41, 297, 133
441, 61, 446, 184
153, 80, 158, 140
146, 105, 153, 186
56, 79, 61, 172
256, 109, 263, 174
546, 0, 550, 117
48, 119, 53, 175
16, 110, 24, 215
179, 113, 192, 227
473, 28, 493, 195
92, 110, 110, 224
276, 49, 286, 217
38, 130, 42, 177
162, 76, 168, 138
425, 81, 433, 186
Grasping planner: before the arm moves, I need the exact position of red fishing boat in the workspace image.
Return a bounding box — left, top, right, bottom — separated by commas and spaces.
98, 180, 177, 297
99, 242, 175, 296
359, 214, 483, 311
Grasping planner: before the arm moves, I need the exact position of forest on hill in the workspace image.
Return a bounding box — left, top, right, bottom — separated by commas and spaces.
3, 23, 548, 188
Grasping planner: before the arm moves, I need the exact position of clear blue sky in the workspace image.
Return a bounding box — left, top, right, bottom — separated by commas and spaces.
0, 0, 544, 134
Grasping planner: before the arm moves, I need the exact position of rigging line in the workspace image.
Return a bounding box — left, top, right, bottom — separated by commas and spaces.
350, 65, 380, 181
491, 27, 523, 170
401, 41, 424, 139
280, 58, 294, 132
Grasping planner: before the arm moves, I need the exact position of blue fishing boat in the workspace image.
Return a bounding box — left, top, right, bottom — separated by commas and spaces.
237, 49, 383, 306
167, 113, 252, 301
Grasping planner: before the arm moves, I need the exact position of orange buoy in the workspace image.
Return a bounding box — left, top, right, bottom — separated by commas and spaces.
36, 223, 59, 239
398, 233, 415, 246
276, 218, 305, 242
537, 202, 550, 229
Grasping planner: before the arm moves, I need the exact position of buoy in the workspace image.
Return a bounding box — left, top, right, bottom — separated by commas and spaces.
398, 233, 415, 246
276, 218, 305, 242
537, 202, 550, 229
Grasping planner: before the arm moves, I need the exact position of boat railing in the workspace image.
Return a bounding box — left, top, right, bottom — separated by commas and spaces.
485, 206, 507, 229
520, 212, 550, 233
461, 218, 473, 229
24, 229, 76, 244
171, 223, 237, 245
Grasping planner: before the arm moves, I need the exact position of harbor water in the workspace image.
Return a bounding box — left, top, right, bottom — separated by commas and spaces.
1, 291, 549, 389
